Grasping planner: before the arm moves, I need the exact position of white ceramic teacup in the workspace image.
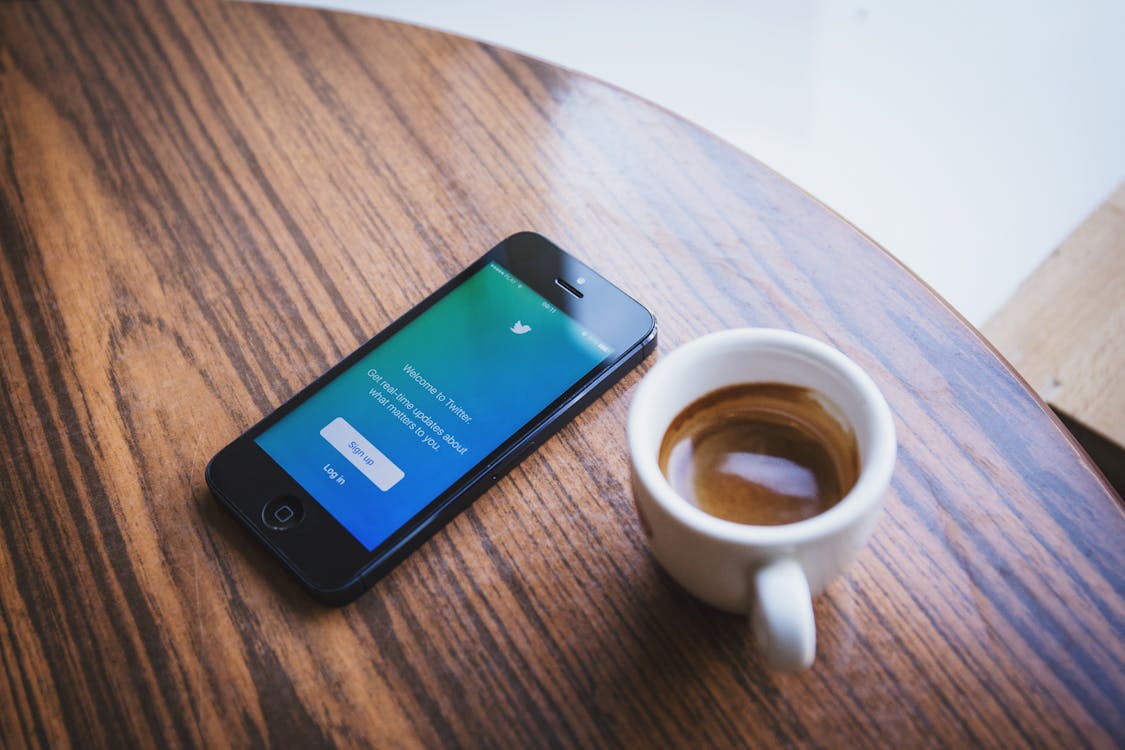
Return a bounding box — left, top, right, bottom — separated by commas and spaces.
628, 329, 896, 671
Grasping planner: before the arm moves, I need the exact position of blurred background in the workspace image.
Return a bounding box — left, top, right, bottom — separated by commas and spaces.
269, 0, 1125, 326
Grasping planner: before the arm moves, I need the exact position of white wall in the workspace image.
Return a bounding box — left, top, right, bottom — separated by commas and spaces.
269, 1, 1125, 324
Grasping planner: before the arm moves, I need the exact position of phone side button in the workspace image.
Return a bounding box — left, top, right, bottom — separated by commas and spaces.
262, 496, 305, 531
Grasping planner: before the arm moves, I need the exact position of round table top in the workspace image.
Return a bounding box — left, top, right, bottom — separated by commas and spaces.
1, 0, 1121, 747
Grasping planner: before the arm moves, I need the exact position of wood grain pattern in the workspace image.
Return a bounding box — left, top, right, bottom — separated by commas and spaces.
984, 182, 1125, 448
1, 1, 1122, 747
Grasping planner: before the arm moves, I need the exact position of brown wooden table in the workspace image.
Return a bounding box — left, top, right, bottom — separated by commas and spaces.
2, 1, 1122, 747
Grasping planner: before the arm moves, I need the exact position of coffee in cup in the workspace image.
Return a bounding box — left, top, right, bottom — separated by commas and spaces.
628, 329, 896, 671
658, 383, 860, 527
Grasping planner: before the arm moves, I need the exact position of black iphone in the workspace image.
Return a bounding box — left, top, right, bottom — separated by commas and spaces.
206, 232, 657, 604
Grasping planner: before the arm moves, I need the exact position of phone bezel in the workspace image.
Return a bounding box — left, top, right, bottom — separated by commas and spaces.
206, 232, 656, 603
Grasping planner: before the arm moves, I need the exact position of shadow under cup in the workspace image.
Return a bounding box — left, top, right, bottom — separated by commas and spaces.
627, 329, 896, 671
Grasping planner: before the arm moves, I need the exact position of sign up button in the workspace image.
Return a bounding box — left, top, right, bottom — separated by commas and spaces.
320, 417, 405, 491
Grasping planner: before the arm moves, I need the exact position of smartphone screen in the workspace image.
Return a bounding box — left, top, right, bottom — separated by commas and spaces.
254, 260, 612, 552
208, 233, 656, 603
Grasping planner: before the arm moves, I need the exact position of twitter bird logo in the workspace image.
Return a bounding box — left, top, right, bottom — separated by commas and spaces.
510, 321, 532, 335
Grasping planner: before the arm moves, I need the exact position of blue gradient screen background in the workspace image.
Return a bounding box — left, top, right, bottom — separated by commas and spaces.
255, 262, 608, 550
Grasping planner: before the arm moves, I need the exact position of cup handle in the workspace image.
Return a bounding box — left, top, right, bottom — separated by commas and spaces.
750, 558, 816, 671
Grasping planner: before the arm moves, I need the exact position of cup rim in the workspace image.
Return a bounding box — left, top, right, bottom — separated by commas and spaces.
628, 328, 897, 546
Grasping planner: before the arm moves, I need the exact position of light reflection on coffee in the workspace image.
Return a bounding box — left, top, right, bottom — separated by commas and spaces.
658, 383, 859, 526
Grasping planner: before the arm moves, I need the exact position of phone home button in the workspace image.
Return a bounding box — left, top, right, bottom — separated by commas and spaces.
262, 496, 304, 531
